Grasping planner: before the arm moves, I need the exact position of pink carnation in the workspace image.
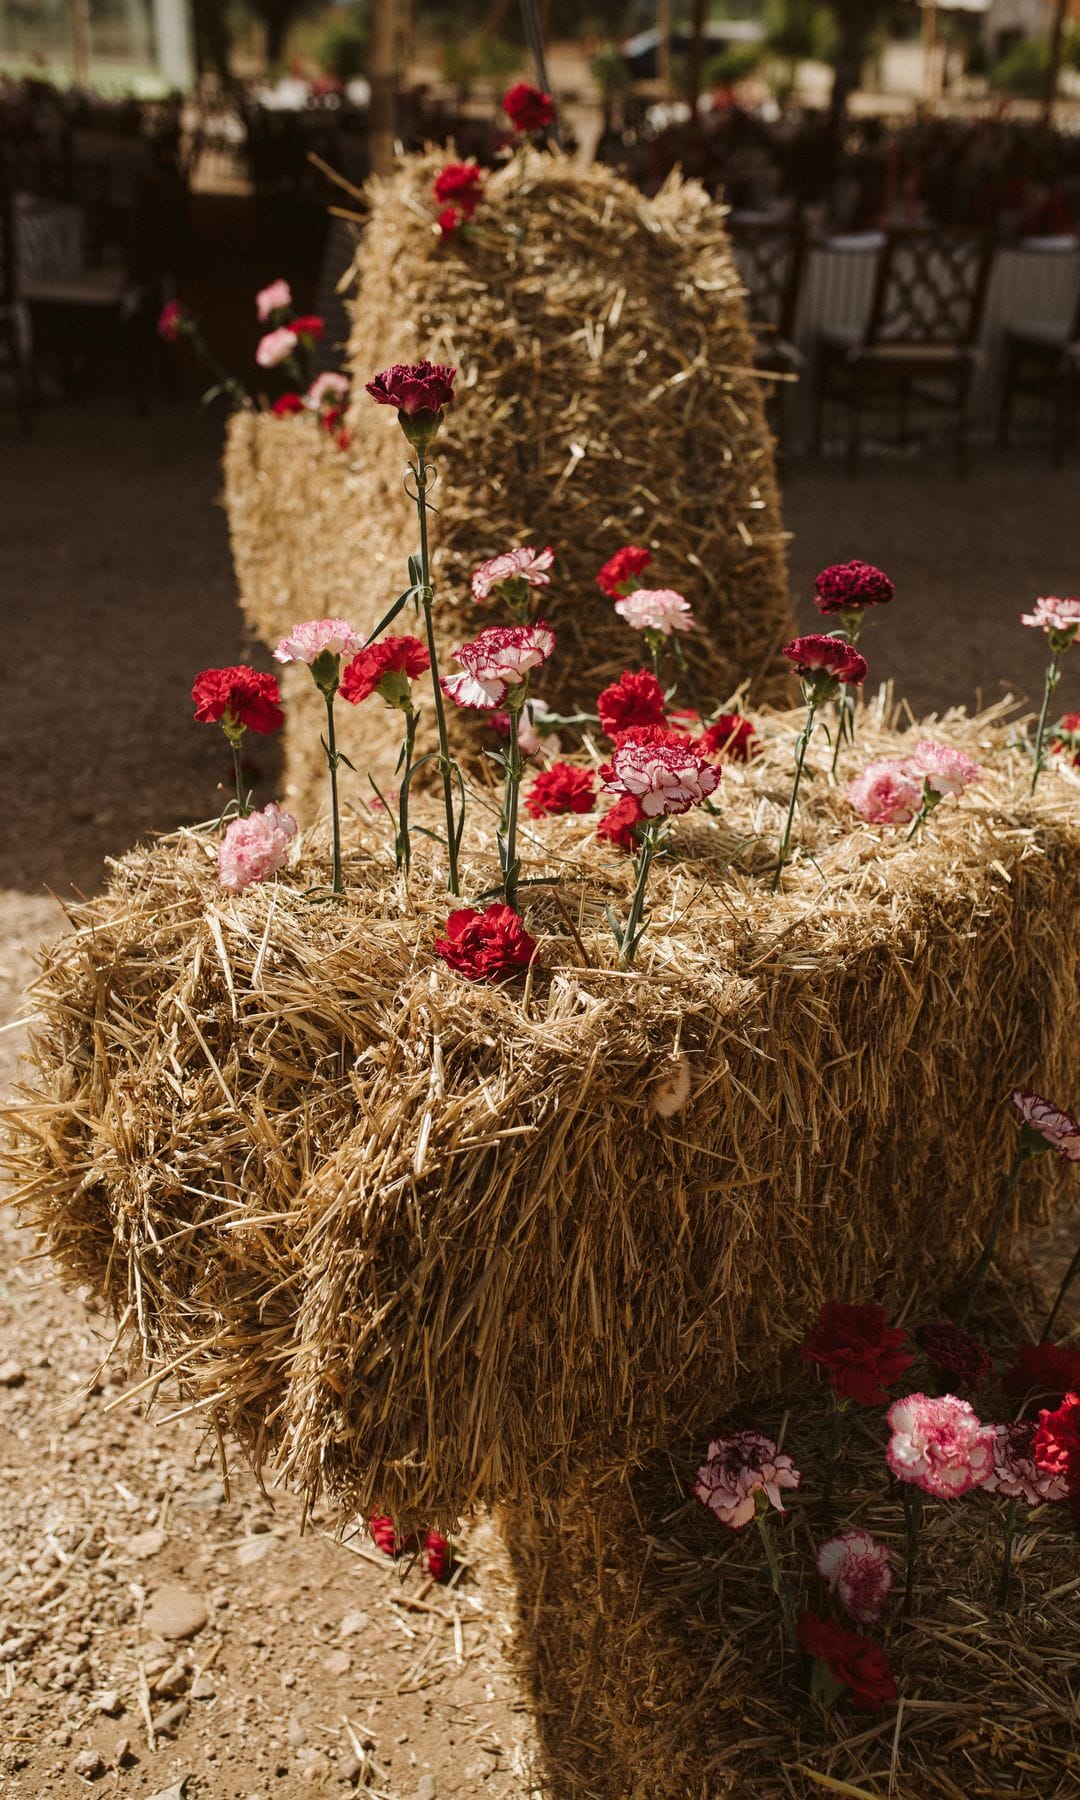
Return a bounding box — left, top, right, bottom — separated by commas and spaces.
1020, 596, 1080, 638
885, 1393, 995, 1498
255, 279, 292, 321
982, 1421, 1068, 1506
442, 623, 555, 709
1012, 1089, 1080, 1162
217, 802, 297, 892
517, 697, 560, 757
471, 546, 555, 604
306, 371, 350, 409
256, 326, 298, 368
847, 759, 923, 826
907, 740, 981, 799
614, 588, 694, 637
694, 1430, 800, 1530
274, 619, 365, 666
601, 725, 719, 818
816, 1531, 894, 1625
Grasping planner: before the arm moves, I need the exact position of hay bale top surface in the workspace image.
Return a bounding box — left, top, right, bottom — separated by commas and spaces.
6, 702, 1079, 1528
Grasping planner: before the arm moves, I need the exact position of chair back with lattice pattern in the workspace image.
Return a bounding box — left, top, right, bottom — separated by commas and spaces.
728, 216, 805, 344
865, 229, 994, 349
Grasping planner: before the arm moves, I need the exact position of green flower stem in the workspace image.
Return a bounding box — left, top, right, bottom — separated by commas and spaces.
414, 445, 460, 896
829, 617, 862, 777
957, 1148, 1026, 1327
324, 692, 343, 895
754, 1507, 798, 1647
230, 738, 249, 818
1030, 648, 1064, 794
188, 325, 253, 410
502, 690, 526, 911
772, 701, 818, 892
396, 706, 418, 876
1041, 1241, 1080, 1344
901, 1484, 923, 1617
997, 1497, 1019, 1609
619, 819, 660, 968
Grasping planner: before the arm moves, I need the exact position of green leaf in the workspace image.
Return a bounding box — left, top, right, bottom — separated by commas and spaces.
605, 904, 625, 950
363, 585, 422, 649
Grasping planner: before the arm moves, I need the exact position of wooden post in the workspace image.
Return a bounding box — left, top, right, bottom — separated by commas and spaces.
369, 0, 397, 179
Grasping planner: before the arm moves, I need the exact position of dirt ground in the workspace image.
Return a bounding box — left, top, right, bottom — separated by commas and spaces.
1, 385, 1078, 1799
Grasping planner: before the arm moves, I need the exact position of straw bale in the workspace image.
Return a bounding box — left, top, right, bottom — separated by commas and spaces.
222, 151, 793, 818
4, 704, 1079, 1534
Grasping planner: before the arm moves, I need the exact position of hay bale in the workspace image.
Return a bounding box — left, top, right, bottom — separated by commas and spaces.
222, 152, 793, 818
5, 706, 1078, 1532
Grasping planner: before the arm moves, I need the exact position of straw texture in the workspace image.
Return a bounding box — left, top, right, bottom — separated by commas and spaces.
222, 150, 793, 818
5, 704, 1079, 1534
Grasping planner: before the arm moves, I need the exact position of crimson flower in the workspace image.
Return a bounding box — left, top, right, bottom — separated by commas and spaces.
796, 1612, 896, 1714
157, 299, 189, 342
783, 634, 867, 689
1052, 711, 1080, 766
366, 361, 456, 444
814, 560, 894, 616
192, 666, 284, 737
699, 713, 758, 761
1003, 1341, 1080, 1401
596, 792, 644, 853
435, 904, 538, 982
433, 162, 485, 219
915, 1321, 993, 1391
369, 1514, 419, 1557
1033, 1391, 1080, 1480
596, 545, 653, 599
272, 392, 305, 416
503, 81, 555, 133
292, 314, 324, 340
801, 1302, 914, 1406
597, 669, 667, 737
424, 1531, 452, 1582
437, 208, 461, 236
340, 635, 430, 708
526, 763, 596, 818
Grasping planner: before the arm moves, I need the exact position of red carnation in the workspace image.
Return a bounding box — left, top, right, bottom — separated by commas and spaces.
272, 392, 305, 416
596, 545, 653, 600
433, 162, 485, 219
503, 81, 555, 134
783, 634, 867, 688
597, 669, 667, 737
526, 762, 596, 818
192, 666, 284, 737
369, 1514, 419, 1557
340, 635, 430, 707
813, 560, 894, 616
435, 904, 539, 982
797, 1612, 896, 1714
366, 360, 456, 418
436, 207, 460, 237
1033, 1392, 1080, 1480
802, 1302, 914, 1406
157, 299, 189, 342
424, 1530, 452, 1582
915, 1321, 992, 1391
1003, 1341, 1080, 1402
699, 713, 758, 761
595, 792, 645, 853
1051, 711, 1080, 767
291, 314, 325, 341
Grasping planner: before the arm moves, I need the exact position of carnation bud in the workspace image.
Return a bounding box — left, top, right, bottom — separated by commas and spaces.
309, 648, 342, 696
397, 405, 443, 448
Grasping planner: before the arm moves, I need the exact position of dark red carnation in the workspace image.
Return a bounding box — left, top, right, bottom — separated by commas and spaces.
369, 1514, 419, 1557
424, 1530, 452, 1581
699, 713, 758, 761
291, 314, 325, 341
597, 669, 667, 737
796, 1612, 896, 1714
526, 763, 596, 818
433, 162, 484, 219
434, 904, 538, 982
436, 207, 460, 237
192, 666, 284, 737
503, 81, 555, 134
1003, 1341, 1080, 1402
157, 299, 189, 342
595, 792, 644, 853
366, 360, 456, 418
802, 1302, 914, 1406
272, 392, 305, 417
340, 635, 430, 707
784, 634, 868, 688
813, 560, 894, 616
596, 545, 653, 600
915, 1321, 993, 1391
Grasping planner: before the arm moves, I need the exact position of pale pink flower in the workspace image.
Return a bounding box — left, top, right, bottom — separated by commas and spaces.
274, 619, 365, 666
816, 1531, 894, 1625
1012, 1089, 1080, 1162
602, 726, 719, 818
518, 697, 560, 758
255, 278, 292, 321
982, 1421, 1068, 1505
217, 802, 297, 892
614, 588, 694, 637
305, 371, 350, 408
256, 326, 299, 368
694, 1430, 800, 1530
471, 546, 555, 604
847, 759, 923, 826
1020, 596, 1080, 638
442, 623, 555, 709
885, 1393, 995, 1498
907, 740, 981, 800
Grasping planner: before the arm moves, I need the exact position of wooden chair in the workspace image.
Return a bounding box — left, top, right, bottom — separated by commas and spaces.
728, 214, 805, 453
814, 228, 995, 477
998, 272, 1080, 466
